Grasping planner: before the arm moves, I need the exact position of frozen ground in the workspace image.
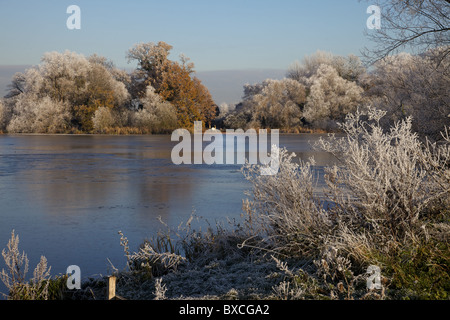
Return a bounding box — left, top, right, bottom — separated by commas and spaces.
71, 249, 287, 300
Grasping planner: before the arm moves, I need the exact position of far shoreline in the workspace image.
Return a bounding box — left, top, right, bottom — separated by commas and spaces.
0, 128, 332, 137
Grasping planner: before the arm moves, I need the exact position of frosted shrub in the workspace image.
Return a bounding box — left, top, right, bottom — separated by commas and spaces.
363, 48, 449, 141
119, 230, 185, 277
309, 108, 449, 298
241, 107, 448, 299
241, 147, 332, 256
128, 243, 186, 277
272, 280, 304, 300
242, 107, 448, 269
132, 109, 157, 132
131, 86, 177, 133
153, 278, 167, 300
92, 107, 116, 133
315, 107, 450, 245
0, 230, 51, 300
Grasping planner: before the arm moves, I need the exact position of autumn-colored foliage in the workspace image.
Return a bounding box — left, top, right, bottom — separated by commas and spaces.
2, 43, 217, 134
128, 42, 217, 129
158, 62, 216, 128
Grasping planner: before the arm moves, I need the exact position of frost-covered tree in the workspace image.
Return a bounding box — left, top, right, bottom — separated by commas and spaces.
132, 86, 178, 133
85, 63, 129, 108
127, 42, 216, 128
142, 86, 178, 132
363, 47, 450, 140
212, 103, 235, 129
223, 106, 253, 130
37, 51, 93, 104
362, 0, 450, 64
6, 50, 129, 132
250, 79, 306, 129
127, 41, 174, 94
287, 51, 335, 83
303, 65, 364, 130
92, 107, 116, 133
88, 53, 132, 104
5, 72, 26, 99
0, 99, 11, 131
287, 51, 366, 85
218, 103, 233, 117
225, 79, 306, 129
7, 95, 71, 133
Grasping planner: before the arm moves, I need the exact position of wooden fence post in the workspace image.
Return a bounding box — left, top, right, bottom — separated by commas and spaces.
108, 276, 116, 300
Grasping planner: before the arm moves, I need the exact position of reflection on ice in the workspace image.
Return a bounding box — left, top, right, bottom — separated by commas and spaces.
0, 134, 336, 279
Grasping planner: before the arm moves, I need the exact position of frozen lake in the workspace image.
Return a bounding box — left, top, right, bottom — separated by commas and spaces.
0, 133, 336, 290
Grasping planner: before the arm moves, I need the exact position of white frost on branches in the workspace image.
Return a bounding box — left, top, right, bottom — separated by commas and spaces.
303, 64, 364, 130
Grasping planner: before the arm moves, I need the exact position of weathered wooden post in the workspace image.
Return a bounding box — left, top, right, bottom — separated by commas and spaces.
108, 276, 116, 300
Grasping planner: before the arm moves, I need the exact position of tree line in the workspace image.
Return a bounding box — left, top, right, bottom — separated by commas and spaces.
0, 0, 448, 139
218, 0, 449, 141
0, 44, 448, 140
0, 42, 217, 134
218, 46, 449, 141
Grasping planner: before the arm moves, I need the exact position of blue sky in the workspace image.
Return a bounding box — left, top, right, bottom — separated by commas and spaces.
0, 0, 373, 71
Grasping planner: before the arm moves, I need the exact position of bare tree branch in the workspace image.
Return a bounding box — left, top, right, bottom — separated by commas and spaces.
361, 0, 450, 65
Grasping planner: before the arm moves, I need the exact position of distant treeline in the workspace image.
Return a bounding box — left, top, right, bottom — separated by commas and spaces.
0, 43, 449, 140
0, 42, 216, 134
217, 47, 449, 141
